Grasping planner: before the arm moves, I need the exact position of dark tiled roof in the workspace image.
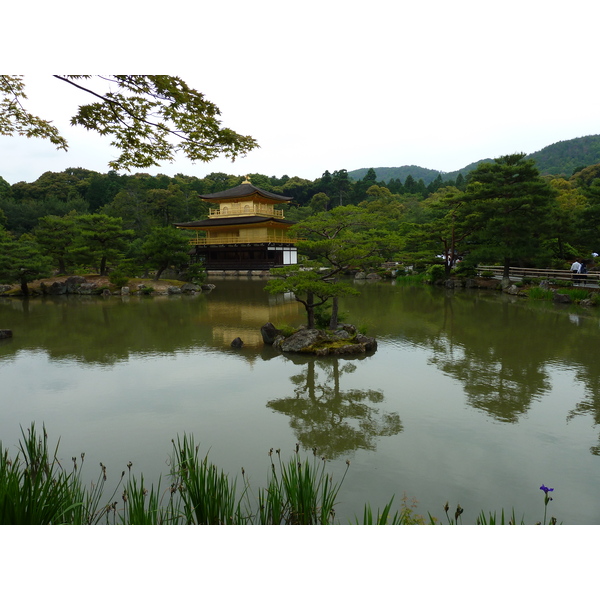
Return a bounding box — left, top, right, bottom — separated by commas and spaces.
199, 183, 292, 202
174, 216, 296, 228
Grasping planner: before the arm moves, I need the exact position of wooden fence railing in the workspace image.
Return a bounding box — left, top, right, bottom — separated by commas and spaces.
477, 265, 600, 284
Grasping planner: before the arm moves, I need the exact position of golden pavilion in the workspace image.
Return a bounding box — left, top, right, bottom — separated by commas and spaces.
174, 177, 298, 271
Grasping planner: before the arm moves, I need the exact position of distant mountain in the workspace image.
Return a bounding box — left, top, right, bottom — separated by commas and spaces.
526, 135, 600, 176
348, 165, 442, 184
348, 134, 600, 184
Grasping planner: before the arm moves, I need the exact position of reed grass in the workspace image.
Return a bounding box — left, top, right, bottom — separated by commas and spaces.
0, 424, 78, 524
255, 446, 349, 524
556, 287, 592, 302
476, 508, 524, 525
0, 425, 560, 525
171, 434, 246, 524
120, 474, 183, 525
526, 286, 554, 300
358, 494, 425, 524
0, 424, 122, 524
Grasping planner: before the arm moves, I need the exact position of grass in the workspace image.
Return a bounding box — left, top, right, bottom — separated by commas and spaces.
172, 434, 245, 524
526, 285, 596, 304
0, 424, 123, 524
0, 425, 561, 525
395, 273, 427, 285
275, 323, 298, 337
255, 446, 349, 524
358, 494, 425, 525
556, 287, 593, 302
526, 287, 555, 300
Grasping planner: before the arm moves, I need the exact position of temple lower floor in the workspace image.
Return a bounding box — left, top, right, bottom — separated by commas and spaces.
190, 243, 298, 270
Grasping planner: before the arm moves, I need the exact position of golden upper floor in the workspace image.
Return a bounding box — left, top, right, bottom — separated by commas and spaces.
208, 202, 285, 218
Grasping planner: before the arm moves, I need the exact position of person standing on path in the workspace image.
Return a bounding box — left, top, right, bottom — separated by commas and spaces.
579, 260, 588, 285
571, 259, 582, 284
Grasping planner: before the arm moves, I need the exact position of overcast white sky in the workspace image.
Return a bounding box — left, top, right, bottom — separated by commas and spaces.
3, 0, 599, 185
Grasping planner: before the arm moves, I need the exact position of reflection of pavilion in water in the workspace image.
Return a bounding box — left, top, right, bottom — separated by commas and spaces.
207, 287, 301, 347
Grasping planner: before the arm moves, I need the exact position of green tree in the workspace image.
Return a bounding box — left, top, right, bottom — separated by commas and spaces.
308, 192, 331, 214
34, 214, 79, 274
265, 263, 357, 329
0, 230, 53, 295
103, 177, 152, 234
545, 178, 587, 261
0, 75, 258, 171
363, 168, 377, 184
463, 154, 556, 277
416, 186, 480, 275
2, 170, 90, 234
266, 206, 386, 329
576, 179, 600, 254
403, 174, 417, 194
141, 227, 190, 280
360, 185, 406, 222
349, 168, 378, 205
74, 214, 134, 275
146, 184, 186, 227
0, 175, 12, 201
331, 170, 351, 206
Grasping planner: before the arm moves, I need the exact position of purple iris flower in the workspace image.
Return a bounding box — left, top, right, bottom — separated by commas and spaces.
540, 485, 554, 494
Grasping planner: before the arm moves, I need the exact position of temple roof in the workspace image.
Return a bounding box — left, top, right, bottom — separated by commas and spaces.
199, 182, 292, 203
174, 216, 296, 228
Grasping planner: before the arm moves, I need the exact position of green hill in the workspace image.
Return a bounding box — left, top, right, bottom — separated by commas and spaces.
526, 135, 600, 176
348, 134, 600, 184
348, 165, 442, 184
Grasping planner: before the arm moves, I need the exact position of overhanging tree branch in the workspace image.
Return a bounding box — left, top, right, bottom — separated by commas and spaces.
0, 75, 259, 171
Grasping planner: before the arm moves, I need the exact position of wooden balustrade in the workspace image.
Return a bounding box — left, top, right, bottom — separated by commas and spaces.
188, 234, 298, 246
208, 205, 284, 218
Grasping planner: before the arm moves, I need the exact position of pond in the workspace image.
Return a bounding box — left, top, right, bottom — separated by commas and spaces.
1, 277, 600, 524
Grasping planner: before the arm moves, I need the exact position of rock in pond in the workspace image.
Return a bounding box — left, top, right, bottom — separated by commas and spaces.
271, 325, 377, 356
260, 322, 281, 345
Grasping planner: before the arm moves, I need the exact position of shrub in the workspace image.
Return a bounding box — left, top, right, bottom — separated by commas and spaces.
357, 322, 370, 335
521, 277, 542, 285
109, 269, 129, 288
276, 323, 297, 337
424, 264, 446, 283
481, 270, 495, 279
185, 263, 206, 285
453, 263, 477, 278
313, 303, 348, 329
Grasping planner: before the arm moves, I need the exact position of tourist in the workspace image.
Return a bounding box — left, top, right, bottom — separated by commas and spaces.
579, 260, 588, 285
571, 259, 582, 284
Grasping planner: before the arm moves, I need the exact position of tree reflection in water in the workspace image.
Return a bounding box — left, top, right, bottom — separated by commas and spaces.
428, 336, 551, 423
267, 355, 402, 458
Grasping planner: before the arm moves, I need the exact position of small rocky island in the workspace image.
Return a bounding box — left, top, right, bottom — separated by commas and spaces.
260, 322, 377, 356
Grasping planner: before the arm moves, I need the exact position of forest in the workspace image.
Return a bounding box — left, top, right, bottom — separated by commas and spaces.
2, 76, 599, 293
1, 150, 600, 293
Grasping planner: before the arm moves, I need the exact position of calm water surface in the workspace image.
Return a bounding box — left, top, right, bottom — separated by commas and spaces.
1, 278, 600, 524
